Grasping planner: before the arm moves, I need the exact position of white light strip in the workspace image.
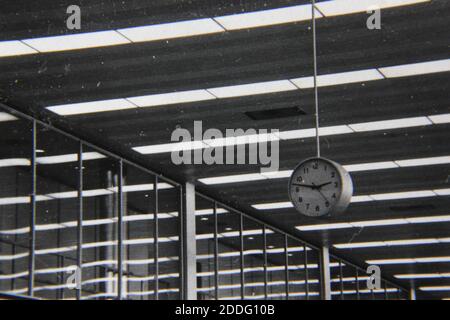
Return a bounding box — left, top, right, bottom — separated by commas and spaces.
0, 182, 173, 207
395, 273, 450, 279
334, 237, 450, 249
0, 112, 19, 122
215, 4, 322, 30
127, 90, 216, 108
291, 69, 383, 89
253, 188, 450, 210
46, 59, 450, 116
379, 59, 450, 78
367, 256, 450, 265
297, 214, 450, 232
349, 117, 432, 132
198, 173, 267, 185
420, 286, 450, 292
117, 18, 223, 42
46, 99, 137, 116
134, 112, 450, 157
207, 80, 297, 98
0, 1, 432, 59
0, 41, 39, 57
316, 0, 431, 17
199, 155, 450, 185
429, 113, 450, 124
132, 140, 207, 155
22, 30, 130, 53
0, 158, 30, 168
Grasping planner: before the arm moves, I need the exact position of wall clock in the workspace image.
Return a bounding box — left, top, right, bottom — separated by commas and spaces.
288, 157, 353, 217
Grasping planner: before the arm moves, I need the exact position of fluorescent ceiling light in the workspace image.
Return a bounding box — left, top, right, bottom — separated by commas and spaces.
435, 189, 450, 196
274, 128, 316, 140
214, 4, 322, 30
428, 113, 450, 124
199, 173, 266, 185
117, 18, 223, 42
42, 59, 448, 114
370, 190, 436, 200
344, 161, 398, 172
198, 155, 450, 185
23, 31, 130, 53
316, 0, 431, 17
47, 99, 136, 116
0, 158, 30, 168
395, 156, 450, 167
0, 40, 39, 57
298, 215, 450, 232
251, 202, 293, 210
133, 141, 207, 155
334, 238, 449, 249
0, 112, 18, 122
261, 170, 292, 179
298, 223, 352, 231
420, 286, 450, 292
395, 273, 450, 279
349, 117, 432, 132
367, 256, 450, 265
127, 90, 216, 108
37, 152, 105, 165
291, 69, 383, 89
204, 132, 279, 148
379, 59, 450, 78
207, 80, 297, 98
257, 188, 448, 211
276, 125, 352, 140
350, 195, 374, 203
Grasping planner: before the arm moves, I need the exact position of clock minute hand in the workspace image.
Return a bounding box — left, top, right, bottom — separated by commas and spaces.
292, 183, 315, 188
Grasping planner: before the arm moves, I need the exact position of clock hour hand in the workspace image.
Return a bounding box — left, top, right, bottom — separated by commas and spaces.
316, 181, 332, 189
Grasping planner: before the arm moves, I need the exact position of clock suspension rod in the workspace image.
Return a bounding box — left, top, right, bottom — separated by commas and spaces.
312, 0, 321, 158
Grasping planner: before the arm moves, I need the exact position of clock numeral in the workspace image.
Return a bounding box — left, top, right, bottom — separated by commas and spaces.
306, 203, 310, 210
325, 201, 330, 207
331, 171, 336, 178
332, 193, 336, 199
297, 176, 303, 182
313, 162, 318, 169
298, 197, 303, 203
315, 205, 320, 212
303, 167, 309, 174
324, 165, 327, 171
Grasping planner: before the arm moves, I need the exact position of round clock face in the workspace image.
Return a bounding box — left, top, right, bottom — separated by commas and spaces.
288, 157, 353, 217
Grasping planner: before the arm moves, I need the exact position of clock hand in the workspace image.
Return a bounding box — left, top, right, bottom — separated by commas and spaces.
292, 183, 315, 188
317, 181, 332, 189
316, 189, 329, 202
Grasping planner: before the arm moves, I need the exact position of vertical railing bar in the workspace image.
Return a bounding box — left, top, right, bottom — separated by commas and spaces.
355, 268, 360, 300
339, 260, 344, 300
263, 225, 268, 300
154, 176, 159, 300
384, 281, 388, 300
117, 159, 124, 300
178, 185, 184, 300
27, 119, 37, 297
284, 235, 289, 300
76, 142, 83, 300
239, 214, 245, 300
213, 202, 219, 300
304, 244, 309, 300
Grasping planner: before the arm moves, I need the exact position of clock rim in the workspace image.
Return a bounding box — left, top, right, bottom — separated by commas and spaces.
288, 157, 352, 217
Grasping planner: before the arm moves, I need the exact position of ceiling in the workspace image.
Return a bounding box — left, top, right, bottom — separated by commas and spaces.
1, 0, 449, 299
